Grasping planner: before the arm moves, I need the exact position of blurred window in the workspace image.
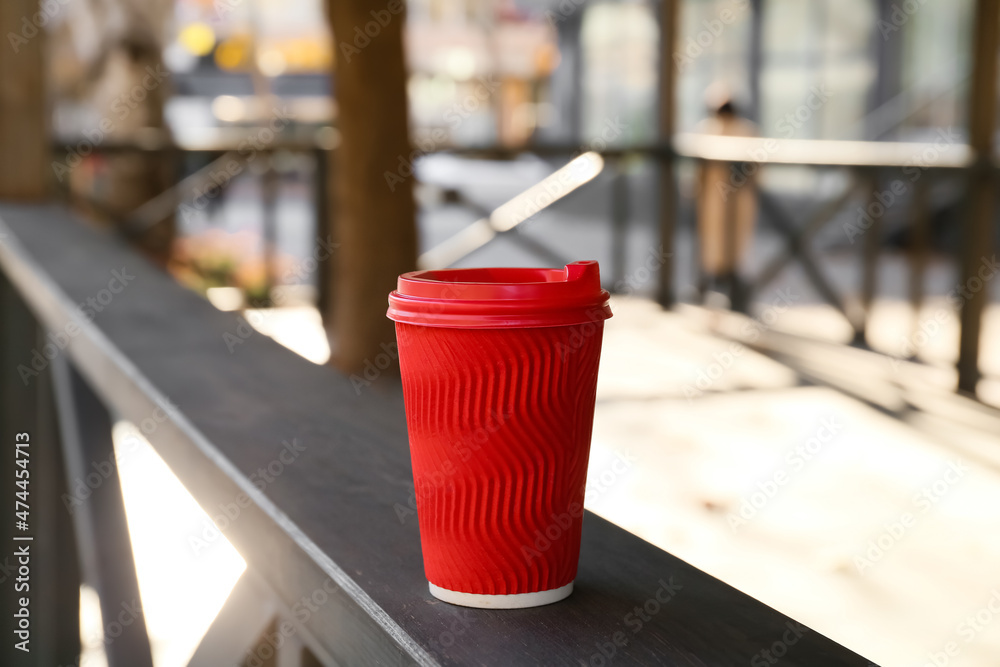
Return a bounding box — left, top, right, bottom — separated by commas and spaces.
760, 0, 874, 140
581, 2, 659, 145
897, 0, 973, 141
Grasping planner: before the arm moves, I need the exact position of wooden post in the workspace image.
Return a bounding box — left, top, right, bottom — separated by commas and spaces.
324, 0, 417, 374
957, 0, 999, 395
859, 169, 881, 343
610, 157, 628, 291
315, 147, 335, 324
747, 0, 764, 125
869, 0, 904, 140
656, 0, 679, 308
908, 175, 930, 351
0, 0, 47, 200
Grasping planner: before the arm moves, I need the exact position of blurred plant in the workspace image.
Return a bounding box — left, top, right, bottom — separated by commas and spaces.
169, 229, 284, 303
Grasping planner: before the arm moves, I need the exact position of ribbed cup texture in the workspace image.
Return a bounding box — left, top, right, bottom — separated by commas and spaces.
396, 321, 604, 596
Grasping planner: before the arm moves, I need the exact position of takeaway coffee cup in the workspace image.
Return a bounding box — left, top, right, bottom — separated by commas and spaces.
387, 261, 611, 609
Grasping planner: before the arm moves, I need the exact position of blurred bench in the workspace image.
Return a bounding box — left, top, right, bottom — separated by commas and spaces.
0, 204, 872, 666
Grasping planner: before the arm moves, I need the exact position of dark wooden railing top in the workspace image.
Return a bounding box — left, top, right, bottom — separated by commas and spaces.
0, 204, 872, 666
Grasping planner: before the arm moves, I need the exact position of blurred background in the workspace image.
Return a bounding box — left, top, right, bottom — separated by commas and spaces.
2, 0, 1000, 665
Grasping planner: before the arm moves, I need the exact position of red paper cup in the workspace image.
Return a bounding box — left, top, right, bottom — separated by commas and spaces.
387, 261, 611, 608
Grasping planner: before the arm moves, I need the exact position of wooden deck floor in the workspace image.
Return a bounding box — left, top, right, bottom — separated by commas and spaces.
592, 297, 1000, 667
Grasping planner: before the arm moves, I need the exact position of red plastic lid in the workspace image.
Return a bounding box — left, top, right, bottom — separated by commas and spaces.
387, 261, 613, 328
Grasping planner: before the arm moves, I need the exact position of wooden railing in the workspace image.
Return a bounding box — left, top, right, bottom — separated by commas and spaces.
55, 121, 999, 398
0, 204, 872, 665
